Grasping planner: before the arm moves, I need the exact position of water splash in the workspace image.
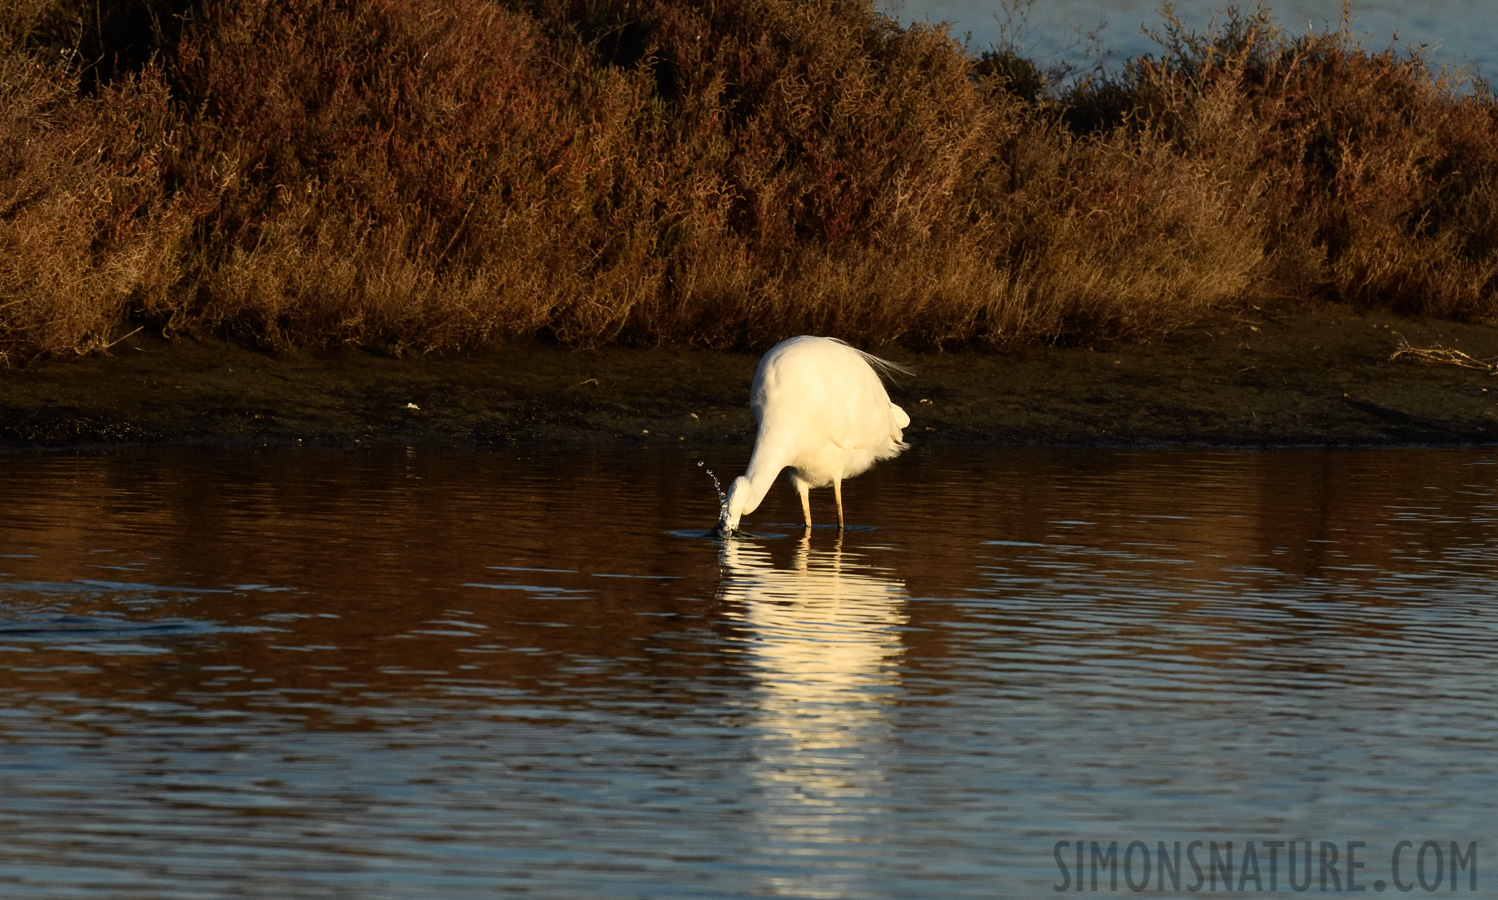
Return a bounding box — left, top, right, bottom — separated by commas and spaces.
698, 460, 728, 523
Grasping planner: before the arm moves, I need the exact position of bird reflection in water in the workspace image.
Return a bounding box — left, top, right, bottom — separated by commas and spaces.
717, 533, 909, 894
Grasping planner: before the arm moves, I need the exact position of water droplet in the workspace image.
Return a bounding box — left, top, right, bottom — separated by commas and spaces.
697, 462, 727, 520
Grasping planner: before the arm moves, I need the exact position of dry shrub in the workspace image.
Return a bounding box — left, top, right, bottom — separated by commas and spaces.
1069, 6, 1498, 323
0, 48, 185, 361
558, 0, 1003, 343
165, 0, 584, 349
2, 0, 1498, 360
964, 123, 1274, 345
0, 0, 62, 43
156, 0, 1005, 351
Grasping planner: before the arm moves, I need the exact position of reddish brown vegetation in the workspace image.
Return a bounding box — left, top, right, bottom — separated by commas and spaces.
1, 0, 1495, 361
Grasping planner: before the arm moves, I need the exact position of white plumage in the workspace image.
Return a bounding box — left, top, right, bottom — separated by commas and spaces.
717, 336, 910, 533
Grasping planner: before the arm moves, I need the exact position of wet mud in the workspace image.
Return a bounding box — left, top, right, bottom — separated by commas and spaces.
4, 304, 1498, 449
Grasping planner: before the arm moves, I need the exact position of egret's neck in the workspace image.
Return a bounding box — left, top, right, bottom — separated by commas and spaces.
723, 438, 792, 527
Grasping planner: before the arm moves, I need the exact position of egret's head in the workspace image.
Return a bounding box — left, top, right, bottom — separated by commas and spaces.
716, 475, 752, 534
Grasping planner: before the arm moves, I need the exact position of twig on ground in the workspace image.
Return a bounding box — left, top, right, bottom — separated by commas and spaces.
101, 326, 145, 352
1389, 334, 1498, 374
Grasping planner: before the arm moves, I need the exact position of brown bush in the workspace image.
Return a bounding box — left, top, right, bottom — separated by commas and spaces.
0, 46, 186, 362
1066, 7, 1498, 320
0, 0, 1495, 361
156, 0, 1006, 350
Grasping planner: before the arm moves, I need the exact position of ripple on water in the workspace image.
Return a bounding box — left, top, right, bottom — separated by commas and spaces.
0, 578, 278, 656
0, 446, 1495, 898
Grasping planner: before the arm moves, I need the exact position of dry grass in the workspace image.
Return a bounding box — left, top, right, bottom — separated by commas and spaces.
0, 46, 187, 364
1, 0, 1496, 361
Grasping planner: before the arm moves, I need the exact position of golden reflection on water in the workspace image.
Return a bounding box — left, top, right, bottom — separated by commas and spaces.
1, 446, 1497, 711
718, 534, 909, 899
721, 535, 907, 736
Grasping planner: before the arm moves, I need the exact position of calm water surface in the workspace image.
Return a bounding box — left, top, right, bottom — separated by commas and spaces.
1, 446, 1494, 897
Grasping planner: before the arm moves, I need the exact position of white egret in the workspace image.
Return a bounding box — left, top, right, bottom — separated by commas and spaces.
717, 336, 910, 533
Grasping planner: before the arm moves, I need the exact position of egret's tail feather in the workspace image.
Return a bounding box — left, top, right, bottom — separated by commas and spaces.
820, 337, 913, 380
855, 348, 913, 380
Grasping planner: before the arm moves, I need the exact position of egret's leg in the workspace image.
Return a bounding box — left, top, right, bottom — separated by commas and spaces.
798, 481, 812, 529
834, 479, 845, 529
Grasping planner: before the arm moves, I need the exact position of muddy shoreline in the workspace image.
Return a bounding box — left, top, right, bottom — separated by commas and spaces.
5, 304, 1498, 450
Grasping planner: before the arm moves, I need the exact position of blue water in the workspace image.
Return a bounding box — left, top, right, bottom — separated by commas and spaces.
0, 446, 1493, 897
886, 0, 1495, 77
